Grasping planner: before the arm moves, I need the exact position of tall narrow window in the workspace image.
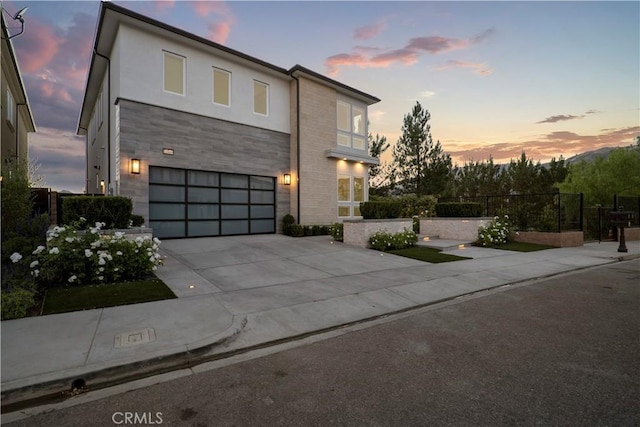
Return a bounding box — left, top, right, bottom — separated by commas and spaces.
353, 176, 365, 216
336, 100, 366, 151
164, 51, 185, 95
98, 90, 103, 128
253, 80, 268, 115
337, 101, 350, 131
352, 107, 364, 135
213, 68, 230, 106
6, 90, 15, 128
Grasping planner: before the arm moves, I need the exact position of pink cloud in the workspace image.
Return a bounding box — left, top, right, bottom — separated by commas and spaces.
13, 18, 63, 73
435, 60, 492, 75
326, 28, 494, 76
154, 0, 176, 13
445, 126, 640, 165
354, 22, 386, 40
191, 1, 232, 17
208, 21, 232, 44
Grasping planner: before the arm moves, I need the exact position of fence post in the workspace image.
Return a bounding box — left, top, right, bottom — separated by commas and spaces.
485, 196, 489, 217
557, 193, 562, 233
579, 193, 584, 231
613, 194, 618, 211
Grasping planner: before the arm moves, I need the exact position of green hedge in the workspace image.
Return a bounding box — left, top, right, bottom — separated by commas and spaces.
360, 201, 404, 219
435, 202, 483, 218
62, 196, 133, 229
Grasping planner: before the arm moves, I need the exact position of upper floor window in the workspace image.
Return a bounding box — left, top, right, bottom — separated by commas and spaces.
253, 80, 268, 115
97, 90, 104, 128
6, 89, 15, 128
337, 100, 366, 150
163, 51, 185, 95
213, 68, 231, 106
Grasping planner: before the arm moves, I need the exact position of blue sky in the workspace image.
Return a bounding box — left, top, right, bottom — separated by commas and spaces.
4, 0, 639, 192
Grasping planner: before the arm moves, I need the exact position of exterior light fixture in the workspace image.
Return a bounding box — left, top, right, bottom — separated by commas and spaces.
162, 148, 174, 155
100, 180, 105, 187
283, 173, 291, 185
130, 158, 141, 174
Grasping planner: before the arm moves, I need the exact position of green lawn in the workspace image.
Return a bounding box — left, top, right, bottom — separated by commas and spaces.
42, 277, 177, 315
388, 247, 471, 263
496, 242, 557, 252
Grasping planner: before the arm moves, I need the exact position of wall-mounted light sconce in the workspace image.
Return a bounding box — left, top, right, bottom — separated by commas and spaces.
100, 180, 105, 187
130, 158, 141, 174
162, 148, 174, 155
283, 173, 291, 185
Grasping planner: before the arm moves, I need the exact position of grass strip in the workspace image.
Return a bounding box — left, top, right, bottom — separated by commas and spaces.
42, 277, 176, 315
498, 241, 557, 252
388, 247, 471, 263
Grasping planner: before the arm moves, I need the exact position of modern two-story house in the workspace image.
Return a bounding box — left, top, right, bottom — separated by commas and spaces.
78, 2, 380, 238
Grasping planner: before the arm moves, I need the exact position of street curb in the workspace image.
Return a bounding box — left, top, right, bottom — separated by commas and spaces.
0, 316, 247, 414
2, 256, 638, 414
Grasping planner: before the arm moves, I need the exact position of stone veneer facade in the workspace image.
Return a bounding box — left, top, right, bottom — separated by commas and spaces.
296, 77, 339, 225
117, 99, 291, 232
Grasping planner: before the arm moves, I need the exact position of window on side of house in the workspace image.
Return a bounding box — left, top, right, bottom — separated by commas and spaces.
6, 89, 15, 129
213, 68, 231, 106
337, 100, 366, 151
353, 176, 365, 216
253, 80, 268, 115
98, 91, 103, 129
163, 51, 185, 95
338, 174, 351, 218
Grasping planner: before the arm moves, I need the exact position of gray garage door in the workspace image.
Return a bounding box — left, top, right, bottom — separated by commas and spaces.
149, 166, 276, 238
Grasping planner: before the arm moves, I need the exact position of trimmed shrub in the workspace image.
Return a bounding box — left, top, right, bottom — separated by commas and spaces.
62, 196, 133, 229
397, 195, 437, 218
368, 229, 418, 251
360, 201, 404, 219
330, 223, 344, 242
1, 288, 36, 320
282, 214, 295, 236
130, 214, 145, 227
435, 202, 483, 218
289, 224, 304, 237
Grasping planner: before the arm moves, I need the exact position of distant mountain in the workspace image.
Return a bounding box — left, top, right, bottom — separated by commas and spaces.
563, 146, 619, 165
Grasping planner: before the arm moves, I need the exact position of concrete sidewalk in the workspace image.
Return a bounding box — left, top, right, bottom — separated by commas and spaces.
2, 235, 638, 411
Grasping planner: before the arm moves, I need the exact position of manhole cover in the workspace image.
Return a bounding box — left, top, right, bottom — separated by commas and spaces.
114, 328, 156, 348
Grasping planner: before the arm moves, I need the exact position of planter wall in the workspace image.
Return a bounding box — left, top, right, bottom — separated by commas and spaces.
623, 227, 640, 241
512, 231, 583, 247
343, 219, 413, 248
420, 217, 493, 241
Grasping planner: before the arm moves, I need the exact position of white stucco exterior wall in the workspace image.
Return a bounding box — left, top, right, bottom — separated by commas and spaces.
114, 24, 290, 134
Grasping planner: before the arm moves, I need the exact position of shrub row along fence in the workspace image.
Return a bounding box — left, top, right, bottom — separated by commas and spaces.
438, 193, 584, 233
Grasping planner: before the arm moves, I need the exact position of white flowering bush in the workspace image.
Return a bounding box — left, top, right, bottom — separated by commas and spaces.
368, 229, 417, 251
477, 215, 513, 247
29, 220, 163, 288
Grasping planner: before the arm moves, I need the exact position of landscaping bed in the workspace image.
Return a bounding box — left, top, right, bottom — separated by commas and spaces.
41, 276, 176, 315
388, 247, 471, 263
490, 241, 557, 252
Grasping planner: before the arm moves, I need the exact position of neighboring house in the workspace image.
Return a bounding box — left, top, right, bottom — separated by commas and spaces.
78, 2, 380, 239
1, 9, 36, 169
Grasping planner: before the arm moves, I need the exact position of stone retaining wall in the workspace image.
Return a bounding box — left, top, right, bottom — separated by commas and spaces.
419, 217, 493, 241
622, 227, 640, 241
343, 219, 413, 248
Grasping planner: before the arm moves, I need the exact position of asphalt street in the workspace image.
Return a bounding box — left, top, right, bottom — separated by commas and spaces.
5, 259, 639, 427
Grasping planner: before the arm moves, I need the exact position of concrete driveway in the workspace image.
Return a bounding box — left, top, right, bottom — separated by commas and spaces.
158, 234, 424, 296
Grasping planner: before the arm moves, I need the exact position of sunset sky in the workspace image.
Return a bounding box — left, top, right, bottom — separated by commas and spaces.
4, 0, 639, 193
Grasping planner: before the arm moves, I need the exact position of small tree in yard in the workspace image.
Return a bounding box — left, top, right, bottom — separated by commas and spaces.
392, 102, 452, 196
368, 132, 391, 196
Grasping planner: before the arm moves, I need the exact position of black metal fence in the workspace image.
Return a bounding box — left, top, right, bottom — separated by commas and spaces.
438, 193, 584, 232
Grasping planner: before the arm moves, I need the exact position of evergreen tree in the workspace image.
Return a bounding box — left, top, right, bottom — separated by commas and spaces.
392, 102, 452, 196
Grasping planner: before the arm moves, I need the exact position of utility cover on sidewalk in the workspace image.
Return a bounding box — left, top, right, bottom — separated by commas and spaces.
114, 328, 156, 348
